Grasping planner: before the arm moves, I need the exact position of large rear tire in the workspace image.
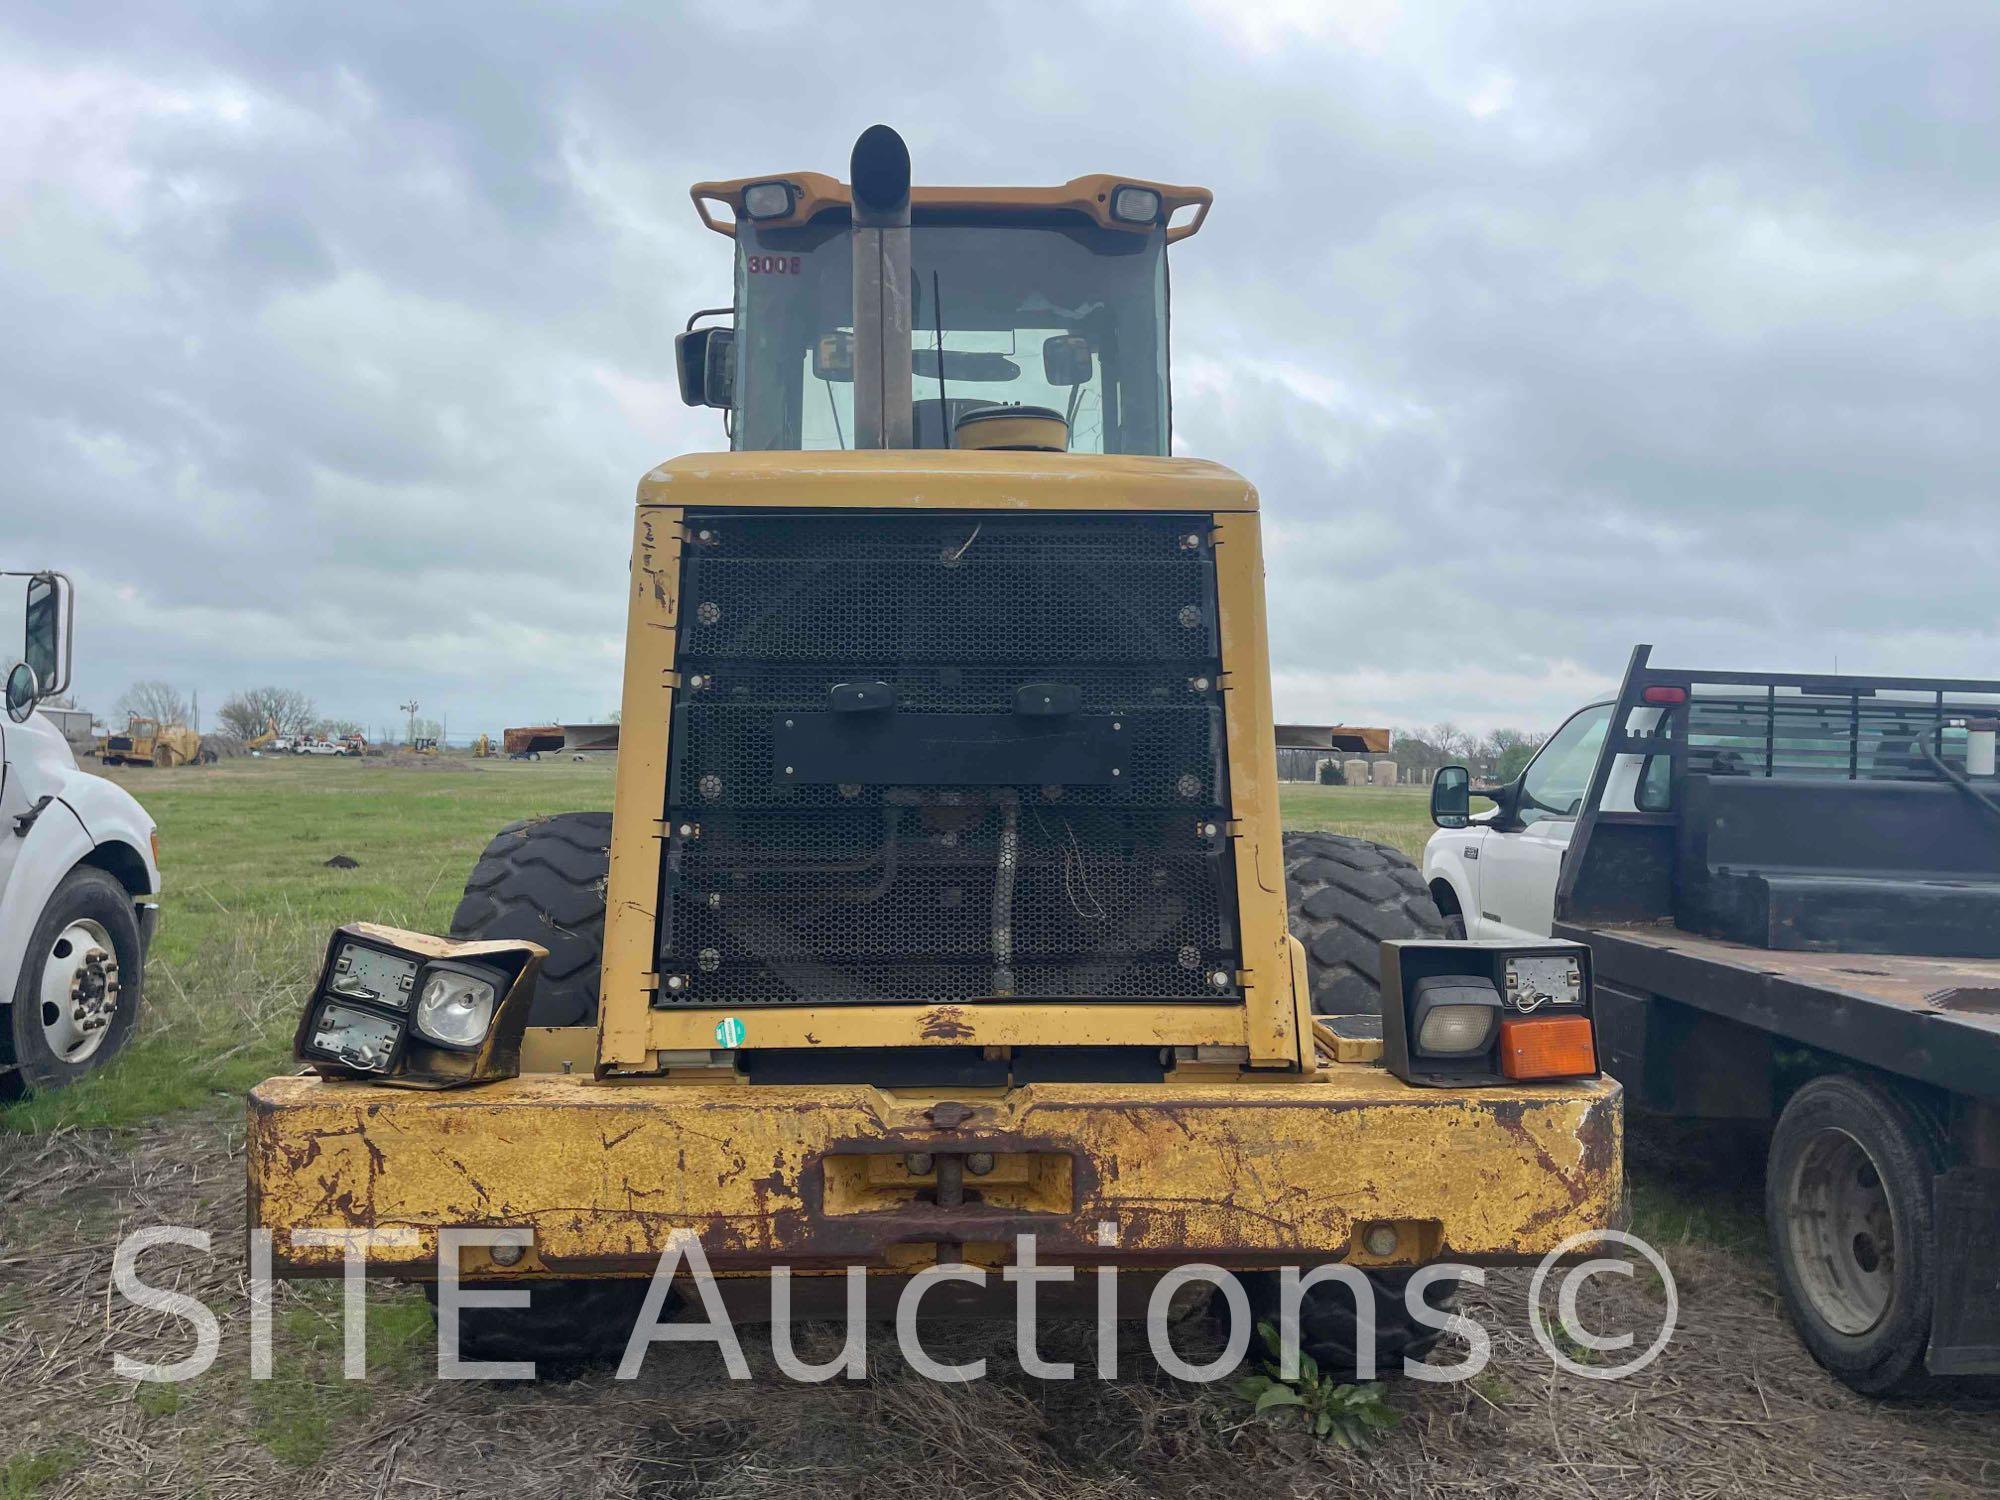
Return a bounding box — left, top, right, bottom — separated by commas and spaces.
1274, 829, 1460, 1376
440, 813, 641, 1365
449, 812, 611, 1027
1284, 830, 1452, 1016
421, 1278, 655, 1371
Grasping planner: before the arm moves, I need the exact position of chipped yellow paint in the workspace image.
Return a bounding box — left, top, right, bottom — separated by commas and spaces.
248, 1071, 1622, 1276
598, 452, 1315, 1073
598, 506, 681, 1070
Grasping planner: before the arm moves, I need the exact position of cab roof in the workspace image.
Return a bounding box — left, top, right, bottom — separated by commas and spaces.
690, 172, 1212, 244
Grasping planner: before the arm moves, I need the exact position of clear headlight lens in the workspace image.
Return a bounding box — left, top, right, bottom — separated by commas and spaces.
414, 969, 498, 1048
1110, 185, 1162, 224
1416, 1002, 1499, 1056
743, 180, 794, 219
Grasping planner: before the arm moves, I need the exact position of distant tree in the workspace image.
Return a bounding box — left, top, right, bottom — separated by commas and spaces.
313, 718, 365, 740
1486, 728, 1549, 784
117, 680, 189, 726
410, 717, 443, 743
218, 687, 318, 739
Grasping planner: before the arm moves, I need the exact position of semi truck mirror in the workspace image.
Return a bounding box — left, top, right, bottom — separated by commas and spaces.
23, 573, 64, 700
1431, 765, 1471, 828
5, 661, 38, 723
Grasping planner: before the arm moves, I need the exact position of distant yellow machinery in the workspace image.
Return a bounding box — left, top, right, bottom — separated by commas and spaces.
98, 716, 207, 767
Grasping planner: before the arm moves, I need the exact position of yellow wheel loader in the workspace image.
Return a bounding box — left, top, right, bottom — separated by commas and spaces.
248, 128, 1620, 1372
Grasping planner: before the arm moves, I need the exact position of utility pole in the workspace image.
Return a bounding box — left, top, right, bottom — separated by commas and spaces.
400, 699, 420, 747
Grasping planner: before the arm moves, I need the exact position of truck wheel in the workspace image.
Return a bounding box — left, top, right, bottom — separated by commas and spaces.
449, 813, 610, 1027
421, 1278, 657, 1369
1240, 1267, 1461, 1379
2, 868, 144, 1095
1767, 1074, 1939, 1395
1283, 830, 1451, 1016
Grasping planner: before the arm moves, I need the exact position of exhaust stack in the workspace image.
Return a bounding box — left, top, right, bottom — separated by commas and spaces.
849, 125, 913, 449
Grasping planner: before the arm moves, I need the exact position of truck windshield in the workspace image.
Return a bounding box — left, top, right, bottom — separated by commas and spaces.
732, 219, 1169, 455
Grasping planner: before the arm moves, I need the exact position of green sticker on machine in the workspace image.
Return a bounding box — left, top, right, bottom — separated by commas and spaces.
714, 1016, 746, 1047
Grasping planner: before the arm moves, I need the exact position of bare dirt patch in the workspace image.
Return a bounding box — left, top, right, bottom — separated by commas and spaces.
5, 1114, 1997, 1499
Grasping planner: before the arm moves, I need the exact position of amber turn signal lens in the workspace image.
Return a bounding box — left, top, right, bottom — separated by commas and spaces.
1497, 1015, 1596, 1080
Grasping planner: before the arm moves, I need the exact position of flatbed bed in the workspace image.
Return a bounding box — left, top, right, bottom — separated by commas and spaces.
1554, 919, 2000, 1103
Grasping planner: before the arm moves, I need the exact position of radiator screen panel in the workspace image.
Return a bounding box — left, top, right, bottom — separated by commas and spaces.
659, 511, 1240, 1006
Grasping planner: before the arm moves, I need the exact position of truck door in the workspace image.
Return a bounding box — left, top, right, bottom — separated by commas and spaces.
1476, 702, 1612, 940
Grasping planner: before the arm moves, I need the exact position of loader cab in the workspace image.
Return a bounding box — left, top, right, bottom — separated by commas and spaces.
678, 169, 1210, 456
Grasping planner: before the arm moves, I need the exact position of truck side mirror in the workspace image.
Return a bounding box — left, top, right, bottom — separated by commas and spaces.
1043, 334, 1093, 387
675, 326, 736, 409
22, 572, 68, 702
5, 662, 37, 724
1431, 765, 1471, 829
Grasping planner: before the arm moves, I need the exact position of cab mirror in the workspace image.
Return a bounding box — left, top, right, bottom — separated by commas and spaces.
1431, 765, 1471, 829
5, 662, 38, 724
675, 326, 736, 409
1043, 335, 1093, 387
20, 572, 67, 702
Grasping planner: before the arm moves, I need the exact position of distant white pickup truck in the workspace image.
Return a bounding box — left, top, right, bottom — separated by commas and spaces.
292, 739, 354, 756
1421, 699, 1667, 942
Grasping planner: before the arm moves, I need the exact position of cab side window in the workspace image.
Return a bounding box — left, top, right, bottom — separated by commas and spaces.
1517, 703, 1612, 826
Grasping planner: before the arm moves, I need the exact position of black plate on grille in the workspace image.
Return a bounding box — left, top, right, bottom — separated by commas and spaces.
775, 710, 1128, 786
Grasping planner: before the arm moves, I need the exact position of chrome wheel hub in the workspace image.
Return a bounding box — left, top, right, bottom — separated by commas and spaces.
39, 918, 120, 1065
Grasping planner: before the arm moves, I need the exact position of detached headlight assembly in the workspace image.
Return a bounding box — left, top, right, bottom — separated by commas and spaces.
414, 963, 501, 1049
295, 924, 546, 1089
1381, 939, 1598, 1087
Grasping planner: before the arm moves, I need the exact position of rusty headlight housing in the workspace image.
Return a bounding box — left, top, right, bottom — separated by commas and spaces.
295, 923, 546, 1089
1382, 939, 1598, 1087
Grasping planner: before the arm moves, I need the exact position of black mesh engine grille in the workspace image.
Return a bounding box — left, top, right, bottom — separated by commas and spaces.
658, 511, 1240, 1007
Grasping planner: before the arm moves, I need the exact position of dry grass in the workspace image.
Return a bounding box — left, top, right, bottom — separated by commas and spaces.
5, 766, 1997, 1495
3, 1114, 1997, 1499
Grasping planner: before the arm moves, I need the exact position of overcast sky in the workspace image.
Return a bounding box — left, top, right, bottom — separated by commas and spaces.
3, 1, 1995, 739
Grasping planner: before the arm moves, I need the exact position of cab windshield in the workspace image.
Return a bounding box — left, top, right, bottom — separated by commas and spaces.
732, 218, 1169, 454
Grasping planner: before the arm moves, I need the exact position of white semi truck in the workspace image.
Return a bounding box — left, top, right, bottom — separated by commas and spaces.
1, 573, 160, 1094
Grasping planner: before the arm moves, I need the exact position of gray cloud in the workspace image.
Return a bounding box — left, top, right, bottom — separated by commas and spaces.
1, 0, 1995, 739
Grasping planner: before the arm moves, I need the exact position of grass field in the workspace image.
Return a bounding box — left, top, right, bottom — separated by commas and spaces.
3, 764, 1436, 1136
3, 756, 618, 1134
2, 758, 1994, 1497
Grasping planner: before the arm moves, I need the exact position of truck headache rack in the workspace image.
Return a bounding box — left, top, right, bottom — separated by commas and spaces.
1559, 647, 2000, 952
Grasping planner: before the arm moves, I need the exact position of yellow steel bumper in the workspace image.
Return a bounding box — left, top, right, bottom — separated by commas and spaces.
247, 1071, 1622, 1277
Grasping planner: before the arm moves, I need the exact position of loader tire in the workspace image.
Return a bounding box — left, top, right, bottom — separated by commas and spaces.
422, 1278, 657, 1370
1276, 832, 1461, 1375
1283, 830, 1451, 1016
1241, 1267, 1462, 1380
449, 812, 610, 1027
